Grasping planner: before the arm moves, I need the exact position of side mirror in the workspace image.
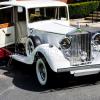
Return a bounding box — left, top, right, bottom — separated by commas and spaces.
18, 7, 23, 13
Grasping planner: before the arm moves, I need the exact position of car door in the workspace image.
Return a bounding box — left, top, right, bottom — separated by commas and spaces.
0, 6, 15, 48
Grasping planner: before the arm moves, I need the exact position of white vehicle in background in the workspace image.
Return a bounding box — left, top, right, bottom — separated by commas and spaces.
1, 0, 100, 87
0, 4, 15, 59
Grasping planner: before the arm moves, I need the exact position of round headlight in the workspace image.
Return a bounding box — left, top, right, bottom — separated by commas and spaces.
60, 37, 71, 49
92, 33, 100, 45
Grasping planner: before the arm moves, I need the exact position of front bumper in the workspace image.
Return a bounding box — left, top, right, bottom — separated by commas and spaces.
57, 64, 100, 76
57, 64, 100, 72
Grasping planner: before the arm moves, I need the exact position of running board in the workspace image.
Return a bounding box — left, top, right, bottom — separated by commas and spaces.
70, 68, 100, 77
11, 54, 33, 64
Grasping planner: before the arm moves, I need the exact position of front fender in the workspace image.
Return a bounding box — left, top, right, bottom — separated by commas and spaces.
34, 44, 70, 72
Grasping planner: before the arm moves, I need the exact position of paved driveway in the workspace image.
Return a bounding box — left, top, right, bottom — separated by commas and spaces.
0, 61, 100, 100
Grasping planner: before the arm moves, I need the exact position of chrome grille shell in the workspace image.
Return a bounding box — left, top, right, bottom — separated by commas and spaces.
61, 31, 92, 65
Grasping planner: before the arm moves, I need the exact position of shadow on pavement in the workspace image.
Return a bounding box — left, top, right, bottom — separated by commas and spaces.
1, 60, 100, 93
0, 52, 100, 93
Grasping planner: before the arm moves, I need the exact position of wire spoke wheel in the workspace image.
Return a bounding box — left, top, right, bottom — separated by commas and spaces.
25, 36, 41, 56
26, 37, 34, 56
28, 41, 34, 54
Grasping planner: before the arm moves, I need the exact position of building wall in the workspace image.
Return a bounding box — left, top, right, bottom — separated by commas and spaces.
59, 0, 73, 3
1, 0, 73, 3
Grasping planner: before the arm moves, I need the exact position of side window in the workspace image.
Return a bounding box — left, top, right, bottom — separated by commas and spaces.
0, 7, 13, 28
59, 7, 68, 20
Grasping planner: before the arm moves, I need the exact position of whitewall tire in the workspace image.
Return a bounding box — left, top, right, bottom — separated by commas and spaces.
25, 37, 34, 56
25, 36, 41, 56
36, 58, 48, 86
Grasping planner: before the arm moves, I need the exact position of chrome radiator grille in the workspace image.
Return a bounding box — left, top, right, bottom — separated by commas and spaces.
68, 32, 91, 65
70, 34, 91, 65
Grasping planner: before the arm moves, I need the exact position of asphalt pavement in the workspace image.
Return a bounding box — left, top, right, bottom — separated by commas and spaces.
0, 62, 100, 100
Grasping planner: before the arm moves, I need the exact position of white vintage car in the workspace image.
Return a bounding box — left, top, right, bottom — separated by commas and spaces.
1, 0, 100, 86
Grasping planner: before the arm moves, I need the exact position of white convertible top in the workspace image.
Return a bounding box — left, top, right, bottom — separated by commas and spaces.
0, 0, 67, 9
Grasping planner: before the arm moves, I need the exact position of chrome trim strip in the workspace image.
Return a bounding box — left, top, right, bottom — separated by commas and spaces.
57, 64, 100, 72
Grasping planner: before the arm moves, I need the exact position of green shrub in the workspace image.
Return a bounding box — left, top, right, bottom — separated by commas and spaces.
69, 1, 99, 18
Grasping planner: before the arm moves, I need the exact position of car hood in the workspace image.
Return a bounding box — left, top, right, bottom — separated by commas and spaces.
28, 20, 77, 35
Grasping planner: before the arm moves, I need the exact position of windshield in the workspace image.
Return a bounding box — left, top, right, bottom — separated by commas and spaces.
28, 6, 68, 23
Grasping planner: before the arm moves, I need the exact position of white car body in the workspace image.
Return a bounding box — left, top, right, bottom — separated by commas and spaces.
1, 0, 100, 86
0, 26, 15, 48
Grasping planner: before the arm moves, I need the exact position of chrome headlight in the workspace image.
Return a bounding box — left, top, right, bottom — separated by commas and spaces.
92, 32, 100, 51
60, 37, 71, 49
92, 33, 100, 45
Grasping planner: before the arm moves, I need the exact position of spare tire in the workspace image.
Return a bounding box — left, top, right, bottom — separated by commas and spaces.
25, 36, 41, 56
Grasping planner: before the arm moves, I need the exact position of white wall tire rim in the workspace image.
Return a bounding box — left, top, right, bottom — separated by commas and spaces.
36, 58, 47, 86
26, 38, 34, 56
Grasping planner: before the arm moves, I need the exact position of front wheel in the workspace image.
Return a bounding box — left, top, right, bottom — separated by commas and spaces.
36, 57, 48, 86
35, 54, 57, 87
